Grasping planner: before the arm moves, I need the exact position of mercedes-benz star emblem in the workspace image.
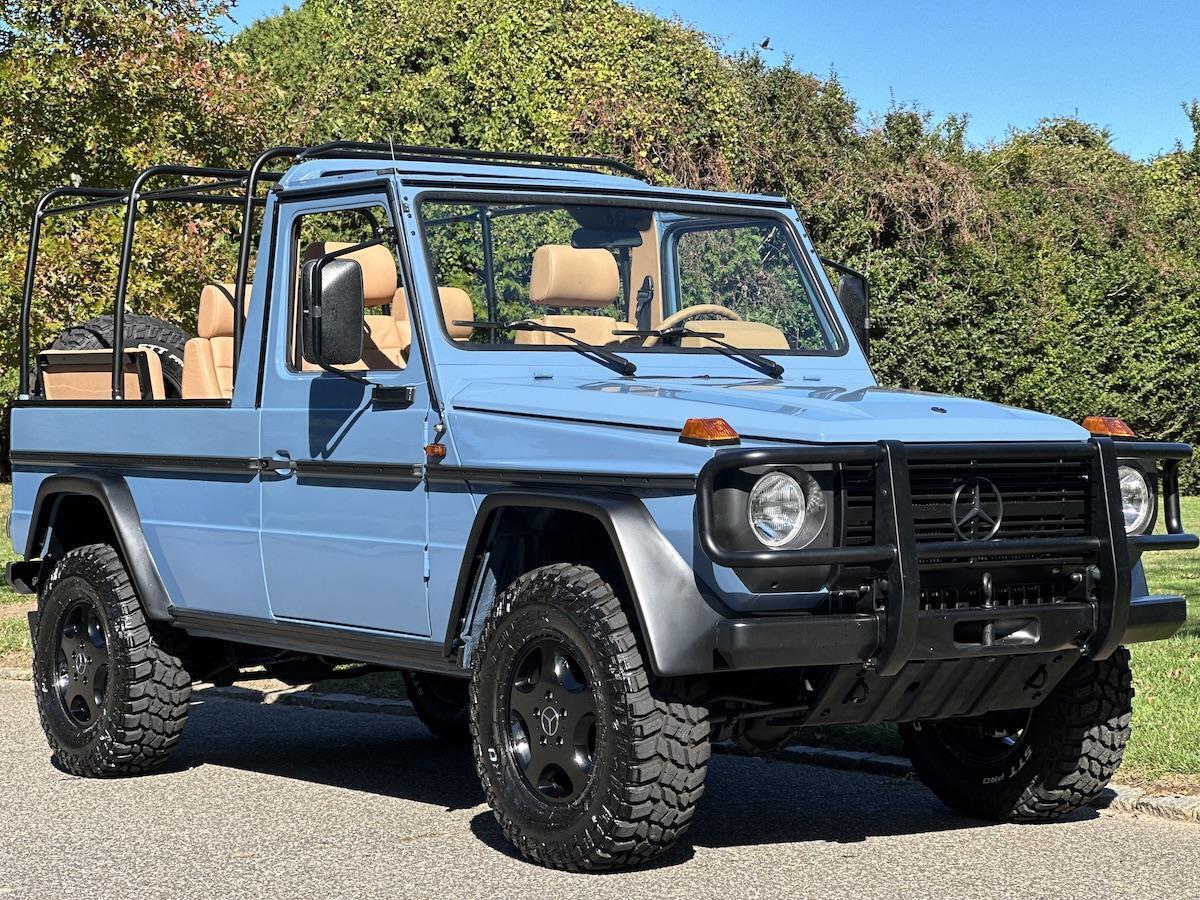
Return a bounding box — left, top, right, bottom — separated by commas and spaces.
540, 707, 561, 737
950, 476, 1004, 541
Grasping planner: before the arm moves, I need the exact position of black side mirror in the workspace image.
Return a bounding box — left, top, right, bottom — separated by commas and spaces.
835, 272, 870, 357
301, 257, 364, 367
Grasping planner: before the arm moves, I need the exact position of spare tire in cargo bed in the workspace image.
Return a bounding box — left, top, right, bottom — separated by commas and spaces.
51, 314, 190, 398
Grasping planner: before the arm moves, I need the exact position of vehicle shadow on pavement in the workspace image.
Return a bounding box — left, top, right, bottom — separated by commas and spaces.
178, 695, 1098, 869
468, 750, 1099, 871
174, 695, 486, 811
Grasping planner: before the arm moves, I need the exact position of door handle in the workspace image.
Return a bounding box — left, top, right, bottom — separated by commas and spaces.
255, 450, 295, 477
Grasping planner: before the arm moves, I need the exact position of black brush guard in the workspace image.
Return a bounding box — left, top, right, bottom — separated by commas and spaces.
696, 437, 1196, 677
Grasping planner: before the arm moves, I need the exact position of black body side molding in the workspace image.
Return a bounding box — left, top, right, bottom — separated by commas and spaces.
22, 472, 174, 620
445, 490, 729, 677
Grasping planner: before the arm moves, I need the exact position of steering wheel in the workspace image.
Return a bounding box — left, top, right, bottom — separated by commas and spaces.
643, 304, 741, 347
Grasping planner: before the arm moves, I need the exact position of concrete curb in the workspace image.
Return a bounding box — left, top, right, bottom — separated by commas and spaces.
6, 675, 1196, 826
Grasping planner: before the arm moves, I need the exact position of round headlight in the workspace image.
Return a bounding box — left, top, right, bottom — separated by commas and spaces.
748, 470, 826, 548
1118, 464, 1153, 534
748, 472, 804, 547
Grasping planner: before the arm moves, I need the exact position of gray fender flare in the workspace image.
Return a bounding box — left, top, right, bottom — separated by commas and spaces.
25, 472, 173, 621
445, 490, 728, 676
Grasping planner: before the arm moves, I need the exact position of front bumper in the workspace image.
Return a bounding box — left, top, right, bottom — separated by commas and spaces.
714, 594, 1185, 672
697, 436, 1196, 675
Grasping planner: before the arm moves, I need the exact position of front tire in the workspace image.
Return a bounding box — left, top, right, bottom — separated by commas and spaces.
33, 544, 192, 776
470, 563, 709, 871
901, 648, 1133, 821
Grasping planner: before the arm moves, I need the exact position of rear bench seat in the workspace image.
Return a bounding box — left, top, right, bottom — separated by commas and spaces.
39, 347, 166, 401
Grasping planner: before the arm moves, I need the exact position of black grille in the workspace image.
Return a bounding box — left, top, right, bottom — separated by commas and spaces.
919, 581, 1067, 611
843, 457, 1092, 548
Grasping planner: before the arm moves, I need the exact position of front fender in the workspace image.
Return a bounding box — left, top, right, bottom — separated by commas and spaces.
447, 490, 728, 676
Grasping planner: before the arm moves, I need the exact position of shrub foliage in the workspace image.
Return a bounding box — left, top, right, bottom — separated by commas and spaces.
3, 0, 1200, 482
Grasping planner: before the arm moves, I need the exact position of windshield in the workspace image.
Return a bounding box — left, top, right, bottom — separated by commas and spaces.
418, 199, 844, 356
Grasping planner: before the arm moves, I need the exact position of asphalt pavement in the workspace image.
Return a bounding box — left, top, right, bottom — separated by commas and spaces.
1, 680, 1197, 899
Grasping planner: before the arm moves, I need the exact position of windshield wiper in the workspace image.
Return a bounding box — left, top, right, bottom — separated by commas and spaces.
614, 326, 784, 379
454, 320, 637, 376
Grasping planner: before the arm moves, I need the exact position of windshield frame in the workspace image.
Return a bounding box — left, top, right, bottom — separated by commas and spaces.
410, 186, 850, 360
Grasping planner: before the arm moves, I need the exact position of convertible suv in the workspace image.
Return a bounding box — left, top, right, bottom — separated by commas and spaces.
8, 144, 1196, 870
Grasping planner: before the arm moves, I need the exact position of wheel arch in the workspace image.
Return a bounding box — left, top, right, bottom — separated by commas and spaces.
24, 472, 173, 621
444, 490, 726, 676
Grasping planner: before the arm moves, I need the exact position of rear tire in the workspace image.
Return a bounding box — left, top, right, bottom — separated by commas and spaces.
901, 648, 1133, 821
403, 671, 470, 741
51, 314, 190, 398
33, 544, 192, 776
470, 563, 709, 871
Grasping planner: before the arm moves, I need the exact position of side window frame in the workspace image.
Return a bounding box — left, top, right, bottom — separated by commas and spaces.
276, 192, 414, 377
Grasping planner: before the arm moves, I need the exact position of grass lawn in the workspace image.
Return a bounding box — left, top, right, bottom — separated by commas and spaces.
0, 484, 1196, 793
1124, 496, 1200, 792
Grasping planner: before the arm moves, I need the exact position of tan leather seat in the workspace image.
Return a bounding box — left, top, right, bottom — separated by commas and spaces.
439, 287, 475, 341
516, 245, 620, 346
679, 320, 789, 350
40, 348, 166, 401
181, 284, 246, 399
299, 242, 410, 371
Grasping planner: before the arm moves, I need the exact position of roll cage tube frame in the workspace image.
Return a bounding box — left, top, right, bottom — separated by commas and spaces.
694, 437, 1198, 676
18, 143, 649, 398
16, 161, 290, 400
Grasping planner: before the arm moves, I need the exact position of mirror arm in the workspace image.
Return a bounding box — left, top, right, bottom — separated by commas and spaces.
818, 256, 869, 303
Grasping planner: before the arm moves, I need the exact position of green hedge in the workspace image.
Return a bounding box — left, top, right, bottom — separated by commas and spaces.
4, 1, 1200, 485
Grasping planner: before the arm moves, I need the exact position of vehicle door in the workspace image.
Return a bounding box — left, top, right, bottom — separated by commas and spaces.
258, 186, 434, 636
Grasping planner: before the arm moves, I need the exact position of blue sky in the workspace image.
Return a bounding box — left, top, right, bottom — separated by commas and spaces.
227, 0, 1199, 160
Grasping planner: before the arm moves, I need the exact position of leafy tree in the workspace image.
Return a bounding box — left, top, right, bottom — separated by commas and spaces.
0, 0, 265, 393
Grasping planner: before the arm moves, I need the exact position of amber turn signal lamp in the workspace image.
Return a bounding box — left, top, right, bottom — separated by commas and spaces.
1082, 416, 1136, 438
679, 417, 740, 446
425, 443, 447, 459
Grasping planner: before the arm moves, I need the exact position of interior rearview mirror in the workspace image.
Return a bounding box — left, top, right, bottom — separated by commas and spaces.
300, 257, 365, 368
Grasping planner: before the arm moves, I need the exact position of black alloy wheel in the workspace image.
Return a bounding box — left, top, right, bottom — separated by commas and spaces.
33, 544, 192, 776
901, 648, 1134, 822
53, 597, 111, 726
927, 708, 1033, 768
505, 637, 598, 803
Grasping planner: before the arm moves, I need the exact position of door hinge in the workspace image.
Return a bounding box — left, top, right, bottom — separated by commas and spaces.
422, 547, 431, 580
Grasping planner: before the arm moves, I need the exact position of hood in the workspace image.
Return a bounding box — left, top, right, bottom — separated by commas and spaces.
449, 376, 1089, 444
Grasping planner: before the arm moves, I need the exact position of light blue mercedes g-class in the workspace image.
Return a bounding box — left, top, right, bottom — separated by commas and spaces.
8, 144, 1197, 870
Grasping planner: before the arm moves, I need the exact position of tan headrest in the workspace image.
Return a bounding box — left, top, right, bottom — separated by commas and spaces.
303, 241, 398, 307
439, 287, 474, 341
197, 284, 251, 339
530, 245, 619, 309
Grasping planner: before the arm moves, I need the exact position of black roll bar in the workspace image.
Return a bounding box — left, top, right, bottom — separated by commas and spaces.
297, 140, 649, 181
18, 187, 127, 398
19, 141, 650, 399
232, 147, 303, 369
109, 165, 269, 398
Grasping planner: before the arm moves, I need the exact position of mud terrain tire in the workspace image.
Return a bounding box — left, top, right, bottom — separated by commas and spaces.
33, 544, 192, 776
901, 648, 1133, 821
470, 563, 709, 871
